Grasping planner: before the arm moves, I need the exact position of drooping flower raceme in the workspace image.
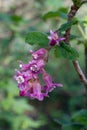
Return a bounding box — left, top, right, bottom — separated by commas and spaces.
14, 47, 63, 101
48, 30, 65, 46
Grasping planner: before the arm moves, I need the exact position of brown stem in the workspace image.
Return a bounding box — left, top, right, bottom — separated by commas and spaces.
64, 5, 79, 44
73, 60, 87, 86
65, 4, 87, 107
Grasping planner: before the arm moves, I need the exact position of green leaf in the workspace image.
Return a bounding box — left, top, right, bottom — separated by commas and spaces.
54, 46, 62, 58
25, 32, 49, 46
42, 7, 68, 20
58, 7, 68, 13
62, 123, 83, 130
72, 109, 87, 125
59, 42, 79, 60
54, 117, 71, 126
11, 15, 23, 24
70, 34, 79, 40
59, 19, 78, 32
54, 42, 79, 60
43, 11, 60, 20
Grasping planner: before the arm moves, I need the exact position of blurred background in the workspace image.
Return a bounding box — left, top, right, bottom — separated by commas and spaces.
0, 0, 87, 130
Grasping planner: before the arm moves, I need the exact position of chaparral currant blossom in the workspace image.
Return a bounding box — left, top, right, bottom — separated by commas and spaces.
14, 47, 63, 101
48, 30, 65, 46
30, 48, 47, 60
42, 70, 63, 93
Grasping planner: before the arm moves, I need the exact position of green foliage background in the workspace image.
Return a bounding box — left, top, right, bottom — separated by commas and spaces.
0, 0, 87, 130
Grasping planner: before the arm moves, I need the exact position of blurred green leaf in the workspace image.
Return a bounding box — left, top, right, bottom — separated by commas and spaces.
12, 99, 33, 114
59, 19, 78, 32
58, 7, 68, 13
5, 80, 18, 96
43, 7, 68, 20
1, 98, 15, 111
0, 111, 14, 122
62, 123, 83, 130
11, 15, 23, 24
0, 13, 23, 24
25, 32, 49, 46
72, 109, 87, 125
70, 34, 79, 40
54, 42, 79, 60
13, 115, 44, 129
54, 46, 62, 58
0, 112, 43, 130
60, 42, 79, 60
54, 117, 71, 126
43, 11, 60, 20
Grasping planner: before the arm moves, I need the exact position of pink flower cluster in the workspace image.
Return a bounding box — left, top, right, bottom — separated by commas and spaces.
14, 48, 62, 101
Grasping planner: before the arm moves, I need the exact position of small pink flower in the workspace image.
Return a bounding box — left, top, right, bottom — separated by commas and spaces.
14, 70, 31, 91
42, 71, 63, 93
28, 59, 45, 73
19, 79, 47, 101
29, 79, 45, 101
48, 30, 65, 46
30, 48, 47, 60
19, 59, 45, 74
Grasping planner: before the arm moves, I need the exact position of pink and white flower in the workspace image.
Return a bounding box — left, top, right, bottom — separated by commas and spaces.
48, 30, 65, 46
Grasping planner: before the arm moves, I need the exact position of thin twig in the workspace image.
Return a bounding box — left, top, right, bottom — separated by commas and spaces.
65, 4, 87, 87
73, 60, 87, 86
